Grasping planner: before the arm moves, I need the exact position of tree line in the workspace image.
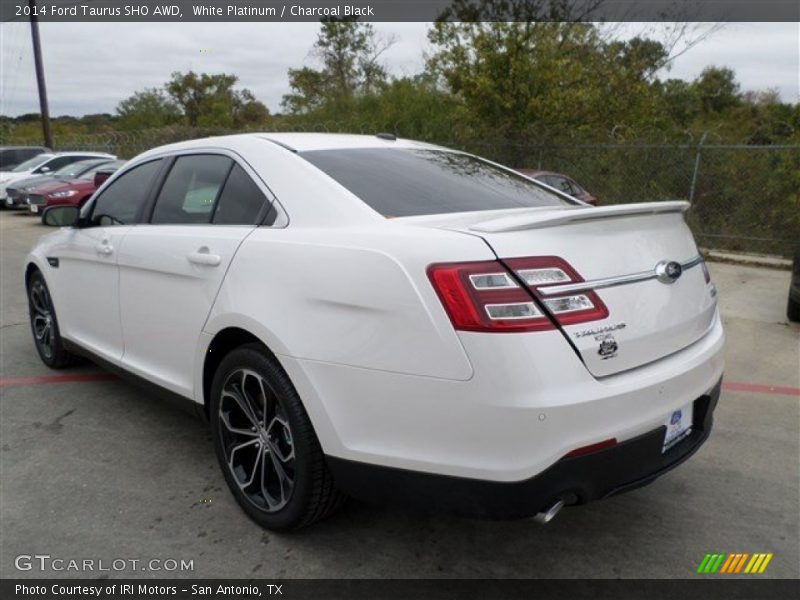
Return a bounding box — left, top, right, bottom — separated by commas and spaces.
2, 15, 798, 151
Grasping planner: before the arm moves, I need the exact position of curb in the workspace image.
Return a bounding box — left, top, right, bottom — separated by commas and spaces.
700, 248, 792, 271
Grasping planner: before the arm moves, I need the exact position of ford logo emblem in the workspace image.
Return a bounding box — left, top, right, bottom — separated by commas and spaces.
655, 260, 683, 284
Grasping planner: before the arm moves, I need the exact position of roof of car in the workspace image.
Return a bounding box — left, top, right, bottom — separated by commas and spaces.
96, 160, 126, 170
134, 132, 445, 159
49, 151, 115, 157
0, 145, 50, 151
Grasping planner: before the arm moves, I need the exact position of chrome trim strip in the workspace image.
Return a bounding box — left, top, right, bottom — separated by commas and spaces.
537, 255, 704, 296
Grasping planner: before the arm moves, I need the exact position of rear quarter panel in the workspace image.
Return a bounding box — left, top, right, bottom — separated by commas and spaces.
204, 223, 494, 381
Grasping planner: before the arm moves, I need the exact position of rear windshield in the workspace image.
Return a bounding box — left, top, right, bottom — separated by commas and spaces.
300, 148, 575, 217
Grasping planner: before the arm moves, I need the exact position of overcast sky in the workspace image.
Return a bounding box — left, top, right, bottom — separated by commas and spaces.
1, 21, 797, 117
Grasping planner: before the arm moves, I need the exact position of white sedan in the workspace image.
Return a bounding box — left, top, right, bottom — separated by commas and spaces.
25, 133, 724, 530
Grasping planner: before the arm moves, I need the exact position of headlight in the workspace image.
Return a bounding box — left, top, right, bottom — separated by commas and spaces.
49, 190, 77, 198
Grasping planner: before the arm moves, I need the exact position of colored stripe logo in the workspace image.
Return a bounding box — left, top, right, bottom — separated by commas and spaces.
697, 552, 773, 574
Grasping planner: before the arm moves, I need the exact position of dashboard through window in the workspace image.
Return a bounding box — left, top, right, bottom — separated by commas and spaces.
300, 148, 577, 217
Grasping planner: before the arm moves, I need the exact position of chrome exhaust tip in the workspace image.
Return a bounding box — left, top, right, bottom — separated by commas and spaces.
533, 498, 565, 524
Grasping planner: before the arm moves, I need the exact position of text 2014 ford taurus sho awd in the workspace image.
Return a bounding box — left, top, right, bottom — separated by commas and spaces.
25, 133, 724, 530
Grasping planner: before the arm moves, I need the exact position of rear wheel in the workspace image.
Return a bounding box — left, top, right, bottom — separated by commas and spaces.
27, 270, 78, 368
788, 296, 800, 322
210, 344, 345, 530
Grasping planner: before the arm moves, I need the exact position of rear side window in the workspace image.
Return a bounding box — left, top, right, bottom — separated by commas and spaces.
212, 164, 268, 225
151, 155, 233, 224
300, 148, 575, 217
89, 159, 162, 226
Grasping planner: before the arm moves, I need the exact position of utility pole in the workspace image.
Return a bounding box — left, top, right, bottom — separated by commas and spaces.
28, 0, 53, 149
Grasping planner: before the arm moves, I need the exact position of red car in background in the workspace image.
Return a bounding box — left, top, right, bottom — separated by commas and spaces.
516, 169, 598, 205
27, 160, 125, 217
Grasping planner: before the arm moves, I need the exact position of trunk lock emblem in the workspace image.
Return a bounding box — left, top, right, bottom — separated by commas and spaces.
655, 260, 683, 284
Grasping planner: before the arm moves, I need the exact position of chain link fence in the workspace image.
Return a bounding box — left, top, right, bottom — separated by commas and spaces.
486, 142, 799, 257
3, 126, 798, 256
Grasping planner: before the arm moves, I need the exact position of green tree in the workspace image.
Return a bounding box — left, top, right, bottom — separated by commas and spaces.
282, 18, 392, 113
426, 19, 670, 157
692, 66, 740, 114
165, 71, 269, 127
116, 88, 181, 130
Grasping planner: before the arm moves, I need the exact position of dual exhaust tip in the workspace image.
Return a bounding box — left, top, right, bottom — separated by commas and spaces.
533, 498, 565, 524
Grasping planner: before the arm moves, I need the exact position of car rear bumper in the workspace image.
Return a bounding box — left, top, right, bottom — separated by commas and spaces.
281, 309, 724, 483
327, 377, 720, 519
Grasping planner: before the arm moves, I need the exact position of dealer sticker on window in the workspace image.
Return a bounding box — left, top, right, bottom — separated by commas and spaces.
663, 401, 693, 453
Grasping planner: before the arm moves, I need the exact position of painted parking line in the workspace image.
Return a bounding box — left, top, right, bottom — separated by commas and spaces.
0, 372, 116, 388
0, 372, 797, 396
722, 381, 800, 397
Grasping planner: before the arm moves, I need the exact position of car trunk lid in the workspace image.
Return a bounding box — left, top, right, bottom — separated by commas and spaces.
404, 202, 718, 377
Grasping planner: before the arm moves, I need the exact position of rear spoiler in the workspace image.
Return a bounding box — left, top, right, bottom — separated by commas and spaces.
469, 201, 690, 233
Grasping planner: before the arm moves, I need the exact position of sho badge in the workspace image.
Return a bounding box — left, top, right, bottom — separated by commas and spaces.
597, 334, 618, 359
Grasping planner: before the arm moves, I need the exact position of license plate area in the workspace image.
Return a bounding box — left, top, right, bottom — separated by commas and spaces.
663, 401, 693, 453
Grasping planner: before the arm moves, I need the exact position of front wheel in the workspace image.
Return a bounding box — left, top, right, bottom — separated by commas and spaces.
210, 344, 345, 531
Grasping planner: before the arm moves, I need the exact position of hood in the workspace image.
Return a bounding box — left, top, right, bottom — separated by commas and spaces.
0, 172, 30, 186
31, 178, 94, 196
5, 174, 59, 192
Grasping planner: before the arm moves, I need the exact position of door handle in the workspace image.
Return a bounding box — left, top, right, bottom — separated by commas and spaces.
188, 248, 221, 267
95, 242, 113, 255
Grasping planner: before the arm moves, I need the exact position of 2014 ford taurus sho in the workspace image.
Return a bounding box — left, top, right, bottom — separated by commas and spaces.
26, 133, 724, 530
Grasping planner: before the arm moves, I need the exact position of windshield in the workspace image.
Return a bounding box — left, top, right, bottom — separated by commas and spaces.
55, 159, 106, 179
12, 154, 52, 172
300, 148, 576, 217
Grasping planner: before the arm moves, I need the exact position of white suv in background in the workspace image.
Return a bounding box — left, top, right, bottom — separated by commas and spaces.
25, 134, 724, 530
1, 151, 115, 205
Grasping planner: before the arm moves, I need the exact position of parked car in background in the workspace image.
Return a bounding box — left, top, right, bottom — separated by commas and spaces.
5, 158, 117, 209
0, 151, 115, 207
0, 146, 50, 171
516, 169, 598, 205
27, 133, 722, 531
788, 247, 800, 322
28, 160, 125, 216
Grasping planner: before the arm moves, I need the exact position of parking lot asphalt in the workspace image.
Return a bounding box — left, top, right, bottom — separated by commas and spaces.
1, 208, 798, 579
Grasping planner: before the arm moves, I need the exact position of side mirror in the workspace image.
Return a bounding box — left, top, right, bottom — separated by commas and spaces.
93, 170, 112, 187
42, 205, 80, 227
37, 166, 51, 174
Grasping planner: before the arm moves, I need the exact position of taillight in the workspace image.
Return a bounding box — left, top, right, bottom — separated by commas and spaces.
428, 256, 609, 332
427, 261, 553, 332
505, 256, 609, 326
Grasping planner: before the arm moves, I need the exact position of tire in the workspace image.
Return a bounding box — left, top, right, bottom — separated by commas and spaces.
27, 270, 79, 368
788, 296, 800, 322
210, 344, 345, 531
